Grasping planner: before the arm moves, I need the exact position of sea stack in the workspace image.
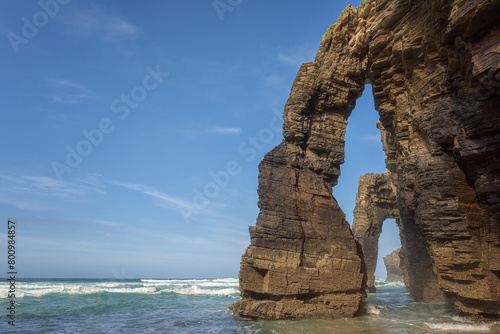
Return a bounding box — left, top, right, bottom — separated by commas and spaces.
383, 249, 404, 283
232, 0, 500, 320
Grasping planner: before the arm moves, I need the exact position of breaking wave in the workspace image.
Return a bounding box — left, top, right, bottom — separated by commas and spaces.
424, 322, 494, 332
0, 278, 239, 298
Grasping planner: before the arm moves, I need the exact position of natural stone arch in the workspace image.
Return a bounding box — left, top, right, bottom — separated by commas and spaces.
352, 172, 400, 293
351, 172, 444, 301
231, 0, 500, 320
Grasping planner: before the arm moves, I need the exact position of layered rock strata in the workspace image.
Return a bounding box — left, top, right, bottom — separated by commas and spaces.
232, 0, 500, 320
383, 248, 404, 282
352, 172, 400, 292
228, 143, 366, 319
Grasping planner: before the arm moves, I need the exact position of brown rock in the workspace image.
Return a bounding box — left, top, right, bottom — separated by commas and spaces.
383, 249, 404, 282
352, 172, 400, 292
232, 0, 500, 320
229, 142, 367, 320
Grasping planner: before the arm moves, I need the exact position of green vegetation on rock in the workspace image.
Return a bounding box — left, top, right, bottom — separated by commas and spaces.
324, 23, 336, 35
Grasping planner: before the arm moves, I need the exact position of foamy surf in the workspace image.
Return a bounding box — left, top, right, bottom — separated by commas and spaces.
374, 278, 406, 288
424, 322, 494, 332
0, 278, 240, 298
365, 303, 383, 315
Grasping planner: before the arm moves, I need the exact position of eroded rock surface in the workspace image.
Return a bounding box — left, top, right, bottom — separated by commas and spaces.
384, 249, 404, 282
352, 172, 399, 292
232, 0, 500, 320
229, 143, 366, 319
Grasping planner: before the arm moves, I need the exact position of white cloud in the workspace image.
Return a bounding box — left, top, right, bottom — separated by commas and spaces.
51, 93, 92, 104
361, 135, 381, 143
0, 172, 106, 212
277, 50, 314, 68
208, 127, 241, 135
178, 125, 242, 138
49, 78, 90, 92
0, 172, 105, 200
264, 74, 286, 86
62, 5, 141, 41
115, 182, 195, 210
94, 220, 129, 228
49, 78, 93, 104
114, 181, 231, 221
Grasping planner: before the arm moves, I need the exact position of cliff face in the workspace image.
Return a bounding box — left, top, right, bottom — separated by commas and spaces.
228, 143, 366, 319
383, 248, 404, 282
232, 0, 500, 320
351, 172, 443, 300
352, 172, 400, 292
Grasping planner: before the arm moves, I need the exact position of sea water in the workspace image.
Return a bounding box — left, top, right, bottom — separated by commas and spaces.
1, 278, 499, 333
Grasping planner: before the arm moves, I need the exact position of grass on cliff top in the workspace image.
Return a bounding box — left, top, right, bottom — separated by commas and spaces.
324, 23, 336, 35
325, 1, 368, 35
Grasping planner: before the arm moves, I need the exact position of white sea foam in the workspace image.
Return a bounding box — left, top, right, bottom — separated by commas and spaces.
141, 278, 238, 284
365, 303, 382, 315
160, 285, 239, 296
374, 279, 406, 288
424, 322, 493, 332
0, 279, 239, 298
143, 281, 237, 288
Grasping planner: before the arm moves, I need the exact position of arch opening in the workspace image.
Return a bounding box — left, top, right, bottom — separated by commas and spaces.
376, 218, 403, 283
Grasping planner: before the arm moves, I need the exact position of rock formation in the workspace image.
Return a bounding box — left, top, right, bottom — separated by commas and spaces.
232, 0, 500, 320
351, 172, 442, 299
383, 248, 404, 282
228, 144, 366, 319
352, 172, 400, 292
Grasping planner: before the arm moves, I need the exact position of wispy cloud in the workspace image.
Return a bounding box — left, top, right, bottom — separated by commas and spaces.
114, 181, 230, 221
6, 174, 104, 197
115, 182, 195, 210
361, 135, 381, 143
51, 94, 92, 104
208, 127, 241, 135
49, 79, 90, 92
94, 220, 129, 228
49, 78, 93, 104
264, 74, 286, 86
277, 50, 315, 68
0, 172, 106, 211
62, 5, 141, 41
178, 124, 242, 138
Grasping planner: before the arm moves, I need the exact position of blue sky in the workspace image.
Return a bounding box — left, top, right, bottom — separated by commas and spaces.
0, 0, 399, 279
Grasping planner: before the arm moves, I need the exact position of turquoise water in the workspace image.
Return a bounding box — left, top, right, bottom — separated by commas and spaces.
1, 278, 499, 333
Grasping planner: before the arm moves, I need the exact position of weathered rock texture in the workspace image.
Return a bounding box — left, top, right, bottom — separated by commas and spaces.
232, 0, 500, 320
352, 172, 400, 292
228, 144, 366, 319
384, 248, 404, 282
351, 172, 442, 299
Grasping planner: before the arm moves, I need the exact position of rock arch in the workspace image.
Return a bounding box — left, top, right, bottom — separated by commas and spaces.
352, 172, 400, 293
351, 172, 443, 301
231, 0, 500, 320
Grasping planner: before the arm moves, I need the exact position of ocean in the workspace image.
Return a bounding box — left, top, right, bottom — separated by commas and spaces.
1, 278, 499, 333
